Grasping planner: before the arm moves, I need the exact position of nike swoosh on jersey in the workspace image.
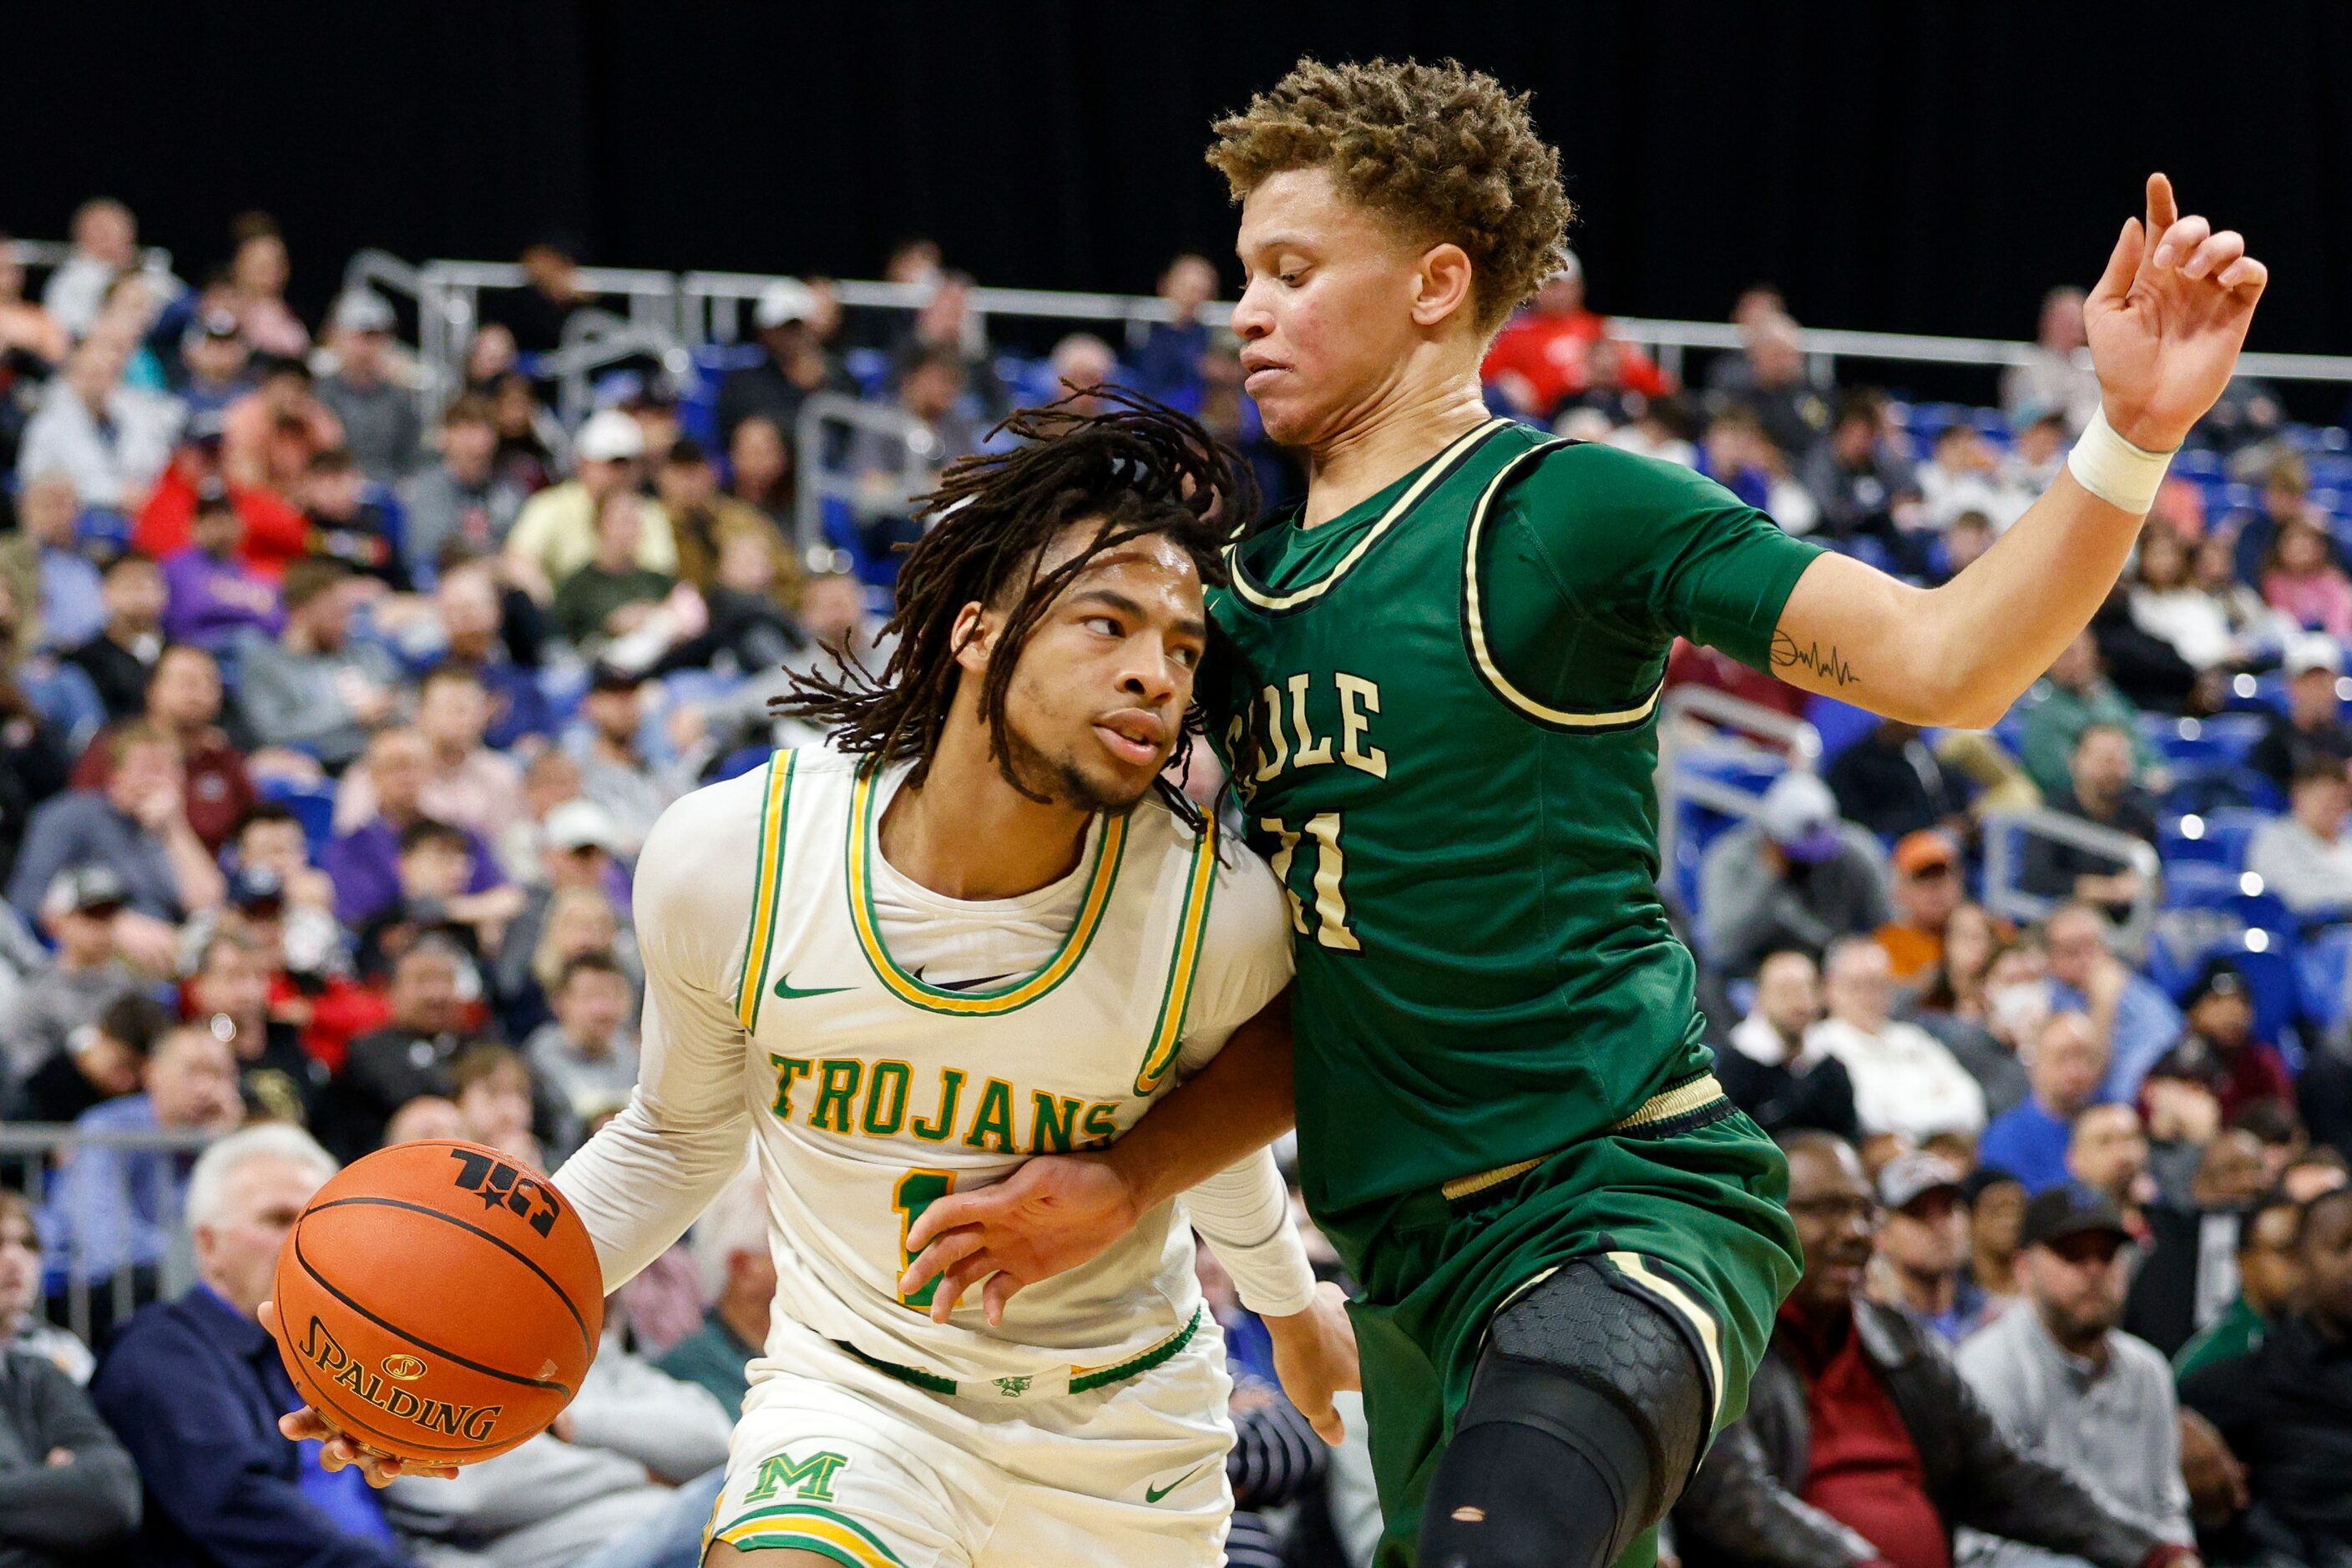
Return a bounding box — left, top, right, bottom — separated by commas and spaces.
1145, 1461, 1213, 1504
773, 975, 856, 1000
912, 967, 1020, 994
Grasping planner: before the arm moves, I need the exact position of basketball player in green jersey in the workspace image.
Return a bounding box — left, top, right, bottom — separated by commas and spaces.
903, 57, 2266, 1568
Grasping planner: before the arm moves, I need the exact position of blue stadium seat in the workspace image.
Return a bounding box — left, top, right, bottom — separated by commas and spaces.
2146, 914, 2299, 1044
2158, 761, 2284, 817
2299, 925, 2352, 1034
259, 776, 337, 860
2159, 862, 2294, 934
716, 744, 771, 782
2172, 449, 2225, 482
2158, 807, 2270, 870
1803, 695, 1879, 766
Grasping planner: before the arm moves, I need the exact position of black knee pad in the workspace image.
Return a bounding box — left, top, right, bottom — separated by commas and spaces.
1420, 1383, 1648, 1568
1465, 1259, 1712, 1526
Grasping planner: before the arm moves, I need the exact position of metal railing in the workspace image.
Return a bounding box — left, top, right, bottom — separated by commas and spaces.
1979, 805, 2163, 951
3, 238, 176, 277
680, 271, 1194, 354
794, 391, 934, 564
1654, 686, 1824, 886
413, 258, 685, 421
0, 1124, 218, 1348
541, 308, 696, 427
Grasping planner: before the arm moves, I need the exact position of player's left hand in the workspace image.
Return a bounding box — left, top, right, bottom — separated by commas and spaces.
258, 1300, 462, 1487
2086, 172, 2269, 452
899, 1153, 1141, 1326
1262, 1281, 1360, 1444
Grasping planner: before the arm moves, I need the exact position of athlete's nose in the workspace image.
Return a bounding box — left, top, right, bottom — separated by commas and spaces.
1230, 281, 1272, 341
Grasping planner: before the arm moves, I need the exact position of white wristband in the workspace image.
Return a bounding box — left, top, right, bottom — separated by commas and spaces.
2065, 407, 2176, 515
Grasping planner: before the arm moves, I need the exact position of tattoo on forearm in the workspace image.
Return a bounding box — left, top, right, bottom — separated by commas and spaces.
1771, 631, 1861, 688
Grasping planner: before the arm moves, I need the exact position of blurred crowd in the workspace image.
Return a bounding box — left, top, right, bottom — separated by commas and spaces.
2, 195, 2350, 1568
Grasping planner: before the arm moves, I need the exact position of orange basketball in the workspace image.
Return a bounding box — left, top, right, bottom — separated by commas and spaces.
271, 1139, 604, 1464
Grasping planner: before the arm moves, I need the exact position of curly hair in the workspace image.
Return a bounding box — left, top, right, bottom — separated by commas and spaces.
1206, 57, 1571, 335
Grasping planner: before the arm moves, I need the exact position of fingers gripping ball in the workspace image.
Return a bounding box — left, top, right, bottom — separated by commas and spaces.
271, 1140, 604, 1464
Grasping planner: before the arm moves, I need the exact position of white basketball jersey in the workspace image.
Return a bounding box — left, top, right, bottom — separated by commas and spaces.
728, 743, 1251, 1389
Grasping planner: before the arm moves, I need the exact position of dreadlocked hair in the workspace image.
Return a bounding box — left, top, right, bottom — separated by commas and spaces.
773, 389, 1254, 821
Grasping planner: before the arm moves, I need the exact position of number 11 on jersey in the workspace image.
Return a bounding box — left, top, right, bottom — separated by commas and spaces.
893, 1168, 957, 1309
1259, 812, 1359, 951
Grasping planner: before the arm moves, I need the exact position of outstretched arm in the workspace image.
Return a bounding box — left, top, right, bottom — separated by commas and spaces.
1768, 175, 2267, 729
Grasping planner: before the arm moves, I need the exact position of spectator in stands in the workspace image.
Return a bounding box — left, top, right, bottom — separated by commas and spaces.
2019, 632, 2157, 800
234, 558, 397, 770
725, 412, 794, 527
382, 1323, 729, 1568
2022, 722, 2159, 921
357, 817, 521, 971
2152, 960, 2294, 1126
314, 291, 417, 483
1048, 331, 1121, 415
497, 795, 631, 989
324, 725, 513, 928
2248, 633, 2352, 792
503, 407, 674, 600
71, 643, 255, 853
1, 473, 103, 651
1698, 405, 1821, 533
14, 335, 180, 512
160, 480, 285, 650
494, 749, 591, 883
2264, 513, 2352, 643
1720, 949, 1859, 1141
1722, 314, 1833, 463
0, 1188, 99, 1383
564, 665, 695, 857
1915, 420, 2031, 534
178, 306, 255, 421
1674, 1132, 2191, 1568
399, 392, 523, 578
327, 936, 494, 1157
889, 270, 1006, 417
1965, 1166, 2029, 1308
2001, 286, 2102, 433
449, 1042, 544, 1165
554, 487, 683, 653
2002, 405, 2073, 496
43, 1022, 243, 1333
2180, 1187, 2352, 1565
657, 436, 798, 604
137, 414, 314, 577
1133, 251, 1219, 411
4, 866, 138, 1078
40, 198, 149, 340
2228, 454, 2326, 594
0, 573, 103, 752
2069, 1103, 2154, 1220
66, 551, 168, 721
1980, 1010, 2110, 1193
2141, 1058, 2230, 1206
2247, 752, 2352, 913
1937, 507, 1999, 583
1810, 935, 1987, 1146
1698, 772, 1893, 979
524, 950, 638, 1142
190, 926, 329, 1128
1866, 1152, 1995, 1343
1798, 393, 1915, 546
658, 1166, 769, 1414
94, 1124, 410, 1565
7, 724, 226, 927
2304, 1024, 2352, 1166
2128, 524, 2252, 675
333, 663, 524, 845
0, 230, 65, 375
1873, 831, 1965, 984
1480, 253, 1672, 421
1958, 1187, 2194, 1565
8, 989, 167, 1127
226, 803, 341, 956
503, 881, 636, 1042
2045, 901, 2183, 1102
0, 1195, 141, 1557
847, 346, 988, 574
1908, 908, 2035, 1117
423, 559, 550, 749
222, 215, 308, 358
2124, 1126, 2274, 1362
495, 236, 594, 353
2173, 1190, 2304, 1379
716, 276, 847, 442
1828, 721, 1970, 843
298, 447, 406, 589
220, 357, 342, 496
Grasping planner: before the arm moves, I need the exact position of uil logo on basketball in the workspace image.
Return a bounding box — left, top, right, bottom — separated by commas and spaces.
446, 1148, 563, 1237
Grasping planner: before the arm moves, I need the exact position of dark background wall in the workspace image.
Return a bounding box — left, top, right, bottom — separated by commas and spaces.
9, 1, 2348, 352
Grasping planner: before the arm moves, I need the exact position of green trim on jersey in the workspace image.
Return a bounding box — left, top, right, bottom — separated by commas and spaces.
842, 761, 1129, 1017
736, 750, 800, 1032
1134, 817, 1220, 1095
710, 1503, 907, 1568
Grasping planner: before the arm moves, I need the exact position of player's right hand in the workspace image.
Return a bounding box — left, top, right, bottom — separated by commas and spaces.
257, 1299, 462, 1487
898, 1154, 1141, 1326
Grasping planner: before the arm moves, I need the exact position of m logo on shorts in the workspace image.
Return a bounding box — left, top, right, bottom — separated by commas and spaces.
993, 1374, 1034, 1398
743, 1449, 851, 1505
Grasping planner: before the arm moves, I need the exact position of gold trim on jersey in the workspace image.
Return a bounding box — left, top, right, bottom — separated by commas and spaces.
710, 1505, 906, 1567
1461, 438, 1667, 729
1438, 1074, 1728, 1200
1225, 418, 1510, 611
736, 751, 800, 1031
1133, 817, 1220, 1095
844, 763, 1128, 1016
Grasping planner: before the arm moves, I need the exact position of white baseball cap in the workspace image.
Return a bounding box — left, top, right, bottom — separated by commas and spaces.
545, 799, 627, 857
754, 278, 817, 331
575, 407, 646, 464
2287, 633, 2343, 678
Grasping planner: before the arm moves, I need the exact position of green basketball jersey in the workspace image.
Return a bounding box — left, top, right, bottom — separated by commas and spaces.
1203, 418, 1823, 1221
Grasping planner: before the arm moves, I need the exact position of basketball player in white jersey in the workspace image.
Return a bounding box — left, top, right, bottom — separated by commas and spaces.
277, 396, 1358, 1568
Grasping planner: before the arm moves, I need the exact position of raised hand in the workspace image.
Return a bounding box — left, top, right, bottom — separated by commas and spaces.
898, 1154, 1143, 1326
2085, 173, 2269, 452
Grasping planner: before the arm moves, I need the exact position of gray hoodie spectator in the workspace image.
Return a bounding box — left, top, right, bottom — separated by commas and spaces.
233, 559, 397, 768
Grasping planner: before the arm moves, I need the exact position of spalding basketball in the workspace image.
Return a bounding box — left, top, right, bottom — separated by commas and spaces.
271, 1139, 604, 1464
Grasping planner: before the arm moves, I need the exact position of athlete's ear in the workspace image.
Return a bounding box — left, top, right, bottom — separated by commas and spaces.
1410, 242, 1476, 331
951, 599, 994, 674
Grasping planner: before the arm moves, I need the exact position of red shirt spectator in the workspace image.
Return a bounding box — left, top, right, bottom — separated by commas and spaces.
1781, 1303, 1951, 1568
137, 448, 311, 580
1481, 257, 1671, 417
